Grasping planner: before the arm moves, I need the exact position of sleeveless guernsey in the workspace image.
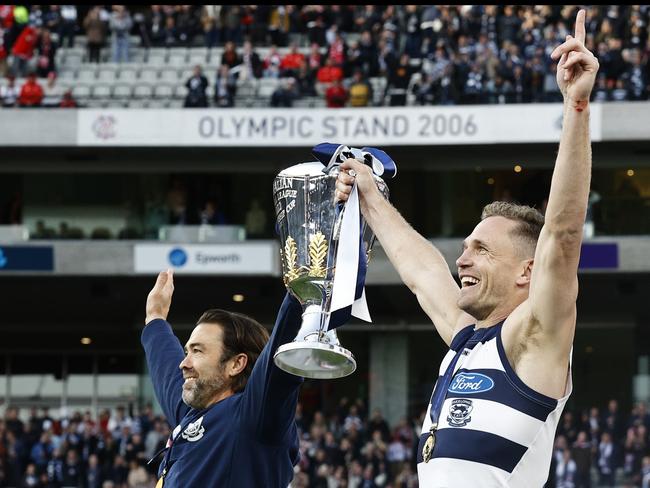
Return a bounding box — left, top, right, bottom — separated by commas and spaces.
417, 322, 572, 487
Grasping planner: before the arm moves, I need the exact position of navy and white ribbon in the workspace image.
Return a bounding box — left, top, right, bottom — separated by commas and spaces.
312, 143, 397, 330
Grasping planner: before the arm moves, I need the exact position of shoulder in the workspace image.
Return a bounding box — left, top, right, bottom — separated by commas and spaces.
449, 320, 475, 349
502, 300, 575, 361
449, 312, 477, 346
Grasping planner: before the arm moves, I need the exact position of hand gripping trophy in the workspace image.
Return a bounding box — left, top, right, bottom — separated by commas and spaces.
272, 143, 396, 379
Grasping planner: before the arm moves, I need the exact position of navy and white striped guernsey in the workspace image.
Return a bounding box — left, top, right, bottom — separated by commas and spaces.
417, 321, 572, 487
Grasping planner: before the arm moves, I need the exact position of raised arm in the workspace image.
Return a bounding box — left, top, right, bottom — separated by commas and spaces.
528, 9, 599, 357
141, 270, 190, 425
240, 293, 303, 444
336, 160, 470, 346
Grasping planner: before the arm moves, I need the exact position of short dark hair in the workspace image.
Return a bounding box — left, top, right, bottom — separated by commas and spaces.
196, 309, 269, 393
481, 201, 544, 258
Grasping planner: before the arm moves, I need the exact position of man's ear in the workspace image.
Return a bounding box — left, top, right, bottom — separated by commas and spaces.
227, 353, 248, 377
516, 259, 534, 287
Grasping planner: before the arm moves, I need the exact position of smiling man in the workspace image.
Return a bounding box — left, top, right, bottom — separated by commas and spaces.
141, 270, 303, 487
336, 9, 598, 487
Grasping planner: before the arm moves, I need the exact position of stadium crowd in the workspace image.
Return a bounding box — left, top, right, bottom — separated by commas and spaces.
0, 5, 649, 107
0, 398, 648, 487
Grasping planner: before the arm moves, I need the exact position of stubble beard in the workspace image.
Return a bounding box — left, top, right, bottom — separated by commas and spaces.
182, 372, 229, 409
458, 287, 492, 321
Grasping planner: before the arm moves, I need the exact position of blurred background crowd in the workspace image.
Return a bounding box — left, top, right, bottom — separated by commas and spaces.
0, 6, 649, 488
0, 5, 649, 108
0, 399, 649, 487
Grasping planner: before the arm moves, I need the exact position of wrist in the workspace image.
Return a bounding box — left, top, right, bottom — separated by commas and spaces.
360, 188, 388, 222
563, 97, 590, 112
145, 315, 166, 326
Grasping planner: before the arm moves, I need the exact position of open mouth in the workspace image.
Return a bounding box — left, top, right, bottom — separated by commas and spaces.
460, 276, 480, 288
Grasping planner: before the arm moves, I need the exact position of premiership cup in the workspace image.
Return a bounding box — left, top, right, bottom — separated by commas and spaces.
272, 155, 389, 379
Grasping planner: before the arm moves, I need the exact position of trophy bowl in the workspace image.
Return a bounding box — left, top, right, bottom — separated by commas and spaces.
272, 161, 388, 379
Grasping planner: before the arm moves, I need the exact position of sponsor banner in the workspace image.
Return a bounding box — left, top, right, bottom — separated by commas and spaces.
77, 105, 603, 147
0, 246, 54, 271
134, 243, 278, 275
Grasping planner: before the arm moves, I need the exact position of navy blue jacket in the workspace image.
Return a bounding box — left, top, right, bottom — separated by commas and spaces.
141, 293, 303, 487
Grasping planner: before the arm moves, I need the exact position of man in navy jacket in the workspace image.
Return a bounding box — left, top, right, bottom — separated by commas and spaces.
142, 270, 303, 487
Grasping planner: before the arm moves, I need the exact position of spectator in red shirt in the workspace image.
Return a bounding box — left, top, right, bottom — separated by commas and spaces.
59, 89, 77, 108
328, 31, 346, 67
316, 56, 344, 96
325, 78, 347, 108
280, 42, 305, 77
0, 33, 7, 76
0, 5, 14, 30
18, 72, 44, 107
11, 24, 40, 77
316, 56, 343, 84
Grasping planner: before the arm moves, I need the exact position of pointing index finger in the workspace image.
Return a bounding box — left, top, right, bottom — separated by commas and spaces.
574, 9, 586, 45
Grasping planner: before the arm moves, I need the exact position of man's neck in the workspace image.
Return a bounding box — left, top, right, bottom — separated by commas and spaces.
205, 389, 235, 408
474, 307, 515, 329
474, 313, 509, 330
473, 298, 523, 329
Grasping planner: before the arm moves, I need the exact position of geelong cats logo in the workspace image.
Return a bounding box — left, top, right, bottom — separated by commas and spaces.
447, 399, 473, 427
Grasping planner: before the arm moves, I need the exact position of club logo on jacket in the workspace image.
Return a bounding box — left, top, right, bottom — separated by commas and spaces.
447, 399, 473, 427
182, 416, 205, 442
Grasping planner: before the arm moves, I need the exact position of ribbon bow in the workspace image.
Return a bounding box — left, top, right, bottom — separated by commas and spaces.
312, 143, 397, 180
312, 143, 397, 330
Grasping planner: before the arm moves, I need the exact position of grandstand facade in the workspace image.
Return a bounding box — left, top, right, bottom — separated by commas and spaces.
1, 5, 649, 488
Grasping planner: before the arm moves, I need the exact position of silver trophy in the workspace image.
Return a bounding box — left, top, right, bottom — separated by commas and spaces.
273, 160, 389, 379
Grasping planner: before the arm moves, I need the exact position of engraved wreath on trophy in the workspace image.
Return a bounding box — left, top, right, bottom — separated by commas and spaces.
272, 143, 395, 379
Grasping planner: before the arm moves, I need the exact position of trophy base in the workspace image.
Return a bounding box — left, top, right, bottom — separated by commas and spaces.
273, 341, 357, 379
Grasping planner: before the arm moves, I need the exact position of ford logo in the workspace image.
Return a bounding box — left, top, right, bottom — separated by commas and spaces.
169, 248, 188, 267
448, 373, 494, 394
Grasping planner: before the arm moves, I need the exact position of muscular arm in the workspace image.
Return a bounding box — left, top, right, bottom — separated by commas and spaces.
527, 10, 598, 358
528, 104, 589, 350
338, 161, 469, 346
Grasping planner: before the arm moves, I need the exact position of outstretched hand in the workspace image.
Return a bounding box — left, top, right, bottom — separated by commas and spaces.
145, 269, 174, 324
551, 9, 599, 105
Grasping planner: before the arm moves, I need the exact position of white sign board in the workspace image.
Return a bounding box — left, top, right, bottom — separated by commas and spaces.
77, 105, 603, 147
134, 243, 279, 275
